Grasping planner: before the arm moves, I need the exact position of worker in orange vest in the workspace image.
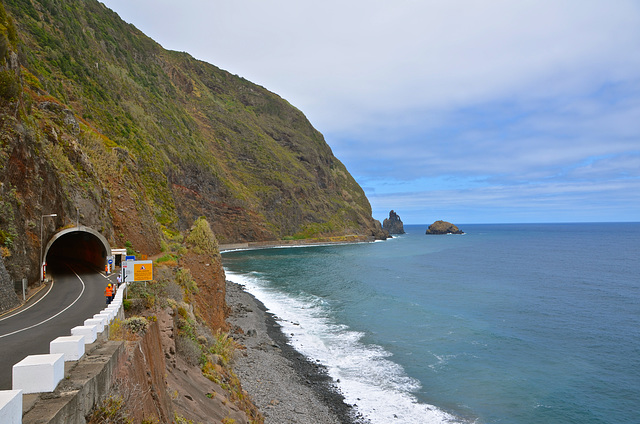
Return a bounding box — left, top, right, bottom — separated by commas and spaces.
105, 283, 114, 305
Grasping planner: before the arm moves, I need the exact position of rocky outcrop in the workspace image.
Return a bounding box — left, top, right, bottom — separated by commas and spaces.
426, 220, 464, 235
0, 256, 19, 312
383, 210, 405, 234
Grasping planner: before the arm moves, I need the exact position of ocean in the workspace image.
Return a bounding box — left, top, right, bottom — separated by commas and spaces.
221, 223, 640, 424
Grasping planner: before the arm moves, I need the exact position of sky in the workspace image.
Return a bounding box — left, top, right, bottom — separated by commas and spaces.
100, 0, 640, 224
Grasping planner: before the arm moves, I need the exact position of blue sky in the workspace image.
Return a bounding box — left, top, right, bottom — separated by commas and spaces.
100, 0, 640, 224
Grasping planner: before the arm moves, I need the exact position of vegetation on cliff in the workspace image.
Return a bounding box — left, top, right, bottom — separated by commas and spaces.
0, 0, 385, 283
426, 220, 464, 235
100, 217, 262, 423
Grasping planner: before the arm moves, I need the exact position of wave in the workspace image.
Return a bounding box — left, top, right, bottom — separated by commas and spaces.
225, 269, 467, 424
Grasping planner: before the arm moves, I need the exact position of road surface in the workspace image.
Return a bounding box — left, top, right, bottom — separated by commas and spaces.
0, 261, 112, 389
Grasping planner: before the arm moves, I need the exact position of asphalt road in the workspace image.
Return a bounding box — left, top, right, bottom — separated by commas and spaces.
0, 261, 113, 389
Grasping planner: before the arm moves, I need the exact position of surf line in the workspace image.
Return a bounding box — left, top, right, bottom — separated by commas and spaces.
0, 266, 86, 339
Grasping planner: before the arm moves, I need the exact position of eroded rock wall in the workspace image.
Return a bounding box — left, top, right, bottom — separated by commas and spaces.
0, 256, 19, 312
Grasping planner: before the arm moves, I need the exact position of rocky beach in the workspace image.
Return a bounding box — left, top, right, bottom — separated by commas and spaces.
226, 279, 366, 424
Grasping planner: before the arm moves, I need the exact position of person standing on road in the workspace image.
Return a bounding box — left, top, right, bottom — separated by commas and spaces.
105, 283, 113, 305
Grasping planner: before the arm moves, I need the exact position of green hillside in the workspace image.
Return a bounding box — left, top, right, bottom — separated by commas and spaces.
0, 0, 386, 282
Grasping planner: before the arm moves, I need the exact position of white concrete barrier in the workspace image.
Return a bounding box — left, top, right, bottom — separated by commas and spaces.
0, 390, 22, 424
50, 335, 85, 361
71, 325, 98, 344
106, 303, 120, 312
94, 313, 111, 325
13, 353, 64, 394
99, 308, 115, 321
106, 307, 121, 321
84, 318, 105, 333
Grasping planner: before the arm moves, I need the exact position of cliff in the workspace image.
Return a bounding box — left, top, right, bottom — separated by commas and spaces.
0, 255, 19, 311
382, 210, 404, 234
0, 0, 386, 286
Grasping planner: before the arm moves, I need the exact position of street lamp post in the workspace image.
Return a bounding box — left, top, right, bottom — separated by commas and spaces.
40, 213, 57, 281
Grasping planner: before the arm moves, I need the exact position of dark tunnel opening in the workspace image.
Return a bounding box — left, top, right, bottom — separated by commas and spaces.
46, 230, 108, 276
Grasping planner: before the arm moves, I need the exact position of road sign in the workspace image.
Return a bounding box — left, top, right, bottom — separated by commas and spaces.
125, 255, 136, 261
123, 260, 153, 282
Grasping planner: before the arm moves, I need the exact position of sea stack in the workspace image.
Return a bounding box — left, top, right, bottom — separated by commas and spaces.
426, 220, 464, 235
383, 210, 405, 234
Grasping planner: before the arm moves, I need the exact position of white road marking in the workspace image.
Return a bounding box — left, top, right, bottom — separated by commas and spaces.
0, 281, 55, 322
0, 268, 86, 339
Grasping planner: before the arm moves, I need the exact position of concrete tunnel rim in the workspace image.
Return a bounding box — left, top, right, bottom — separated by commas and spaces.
43, 225, 112, 267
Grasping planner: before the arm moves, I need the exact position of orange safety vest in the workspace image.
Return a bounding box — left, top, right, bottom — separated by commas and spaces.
105, 286, 113, 297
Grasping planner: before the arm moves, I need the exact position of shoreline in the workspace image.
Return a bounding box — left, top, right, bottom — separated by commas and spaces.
226, 279, 368, 424
219, 235, 383, 253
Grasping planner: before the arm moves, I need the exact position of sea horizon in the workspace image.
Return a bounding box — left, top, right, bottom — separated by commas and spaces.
404, 220, 640, 226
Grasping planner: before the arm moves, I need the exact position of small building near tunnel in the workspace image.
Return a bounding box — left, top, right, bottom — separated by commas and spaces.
43, 226, 111, 278
111, 248, 128, 268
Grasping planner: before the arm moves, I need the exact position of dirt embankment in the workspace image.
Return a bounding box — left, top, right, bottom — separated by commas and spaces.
101, 307, 259, 424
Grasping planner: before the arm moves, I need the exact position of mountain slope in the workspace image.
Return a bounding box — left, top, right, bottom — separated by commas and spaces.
0, 0, 386, 282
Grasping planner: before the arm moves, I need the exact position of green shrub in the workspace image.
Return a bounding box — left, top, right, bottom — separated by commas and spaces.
209, 330, 236, 366
175, 267, 198, 294
173, 413, 194, 424
124, 316, 148, 334
124, 240, 135, 256
88, 394, 132, 424
155, 253, 178, 267
0, 69, 19, 101
185, 217, 218, 256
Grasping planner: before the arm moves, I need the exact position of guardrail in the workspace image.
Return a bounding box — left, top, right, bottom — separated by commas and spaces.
0, 282, 127, 423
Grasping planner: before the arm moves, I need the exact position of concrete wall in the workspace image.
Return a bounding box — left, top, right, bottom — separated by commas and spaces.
21, 341, 125, 424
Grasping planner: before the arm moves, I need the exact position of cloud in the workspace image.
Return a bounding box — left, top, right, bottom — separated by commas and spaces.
101, 0, 640, 223
102, 1, 640, 128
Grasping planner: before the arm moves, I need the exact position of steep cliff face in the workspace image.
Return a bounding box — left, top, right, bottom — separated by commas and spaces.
0, 0, 385, 285
0, 256, 19, 311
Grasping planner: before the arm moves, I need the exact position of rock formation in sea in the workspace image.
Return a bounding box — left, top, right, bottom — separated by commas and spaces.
383, 210, 405, 234
425, 220, 464, 235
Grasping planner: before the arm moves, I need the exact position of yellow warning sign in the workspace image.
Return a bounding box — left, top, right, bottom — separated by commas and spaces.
133, 261, 153, 281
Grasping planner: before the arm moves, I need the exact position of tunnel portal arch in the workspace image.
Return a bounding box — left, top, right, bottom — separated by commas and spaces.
44, 226, 111, 273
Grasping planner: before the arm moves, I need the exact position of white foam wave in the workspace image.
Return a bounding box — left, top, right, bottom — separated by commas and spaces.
226, 269, 465, 424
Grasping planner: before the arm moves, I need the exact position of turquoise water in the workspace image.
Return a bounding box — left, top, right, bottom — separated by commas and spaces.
222, 223, 640, 424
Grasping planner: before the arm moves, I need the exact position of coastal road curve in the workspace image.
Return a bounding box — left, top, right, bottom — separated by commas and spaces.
0, 261, 111, 389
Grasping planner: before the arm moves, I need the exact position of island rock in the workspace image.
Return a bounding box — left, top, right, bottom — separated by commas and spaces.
426, 220, 464, 235
383, 210, 405, 234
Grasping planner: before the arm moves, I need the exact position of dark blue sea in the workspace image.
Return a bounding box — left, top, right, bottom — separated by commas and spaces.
222, 223, 640, 424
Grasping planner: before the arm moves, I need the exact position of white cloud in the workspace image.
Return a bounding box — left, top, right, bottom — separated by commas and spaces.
102, 1, 640, 131
100, 0, 640, 223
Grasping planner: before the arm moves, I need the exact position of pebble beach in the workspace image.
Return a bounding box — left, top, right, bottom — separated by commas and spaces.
226, 279, 366, 424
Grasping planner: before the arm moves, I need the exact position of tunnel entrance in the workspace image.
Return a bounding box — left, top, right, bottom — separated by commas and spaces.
44, 226, 111, 276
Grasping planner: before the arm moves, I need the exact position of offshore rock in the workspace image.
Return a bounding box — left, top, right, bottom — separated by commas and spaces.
383, 210, 405, 234
426, 220, 464, 235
